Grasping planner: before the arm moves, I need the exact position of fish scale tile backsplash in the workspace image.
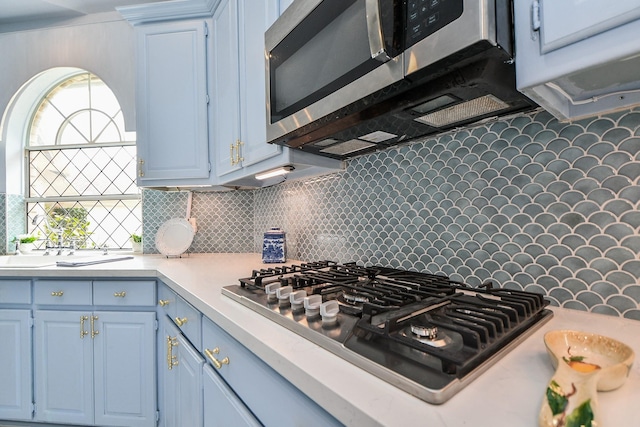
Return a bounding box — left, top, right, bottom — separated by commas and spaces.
2, 107, 639, 320
181, 107, 639, 320
142, 189, 254, 254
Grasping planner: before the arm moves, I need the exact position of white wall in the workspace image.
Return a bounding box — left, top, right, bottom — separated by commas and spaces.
0, 15, 136, 192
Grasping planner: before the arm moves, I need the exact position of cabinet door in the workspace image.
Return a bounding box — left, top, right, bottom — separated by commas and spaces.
34, 310, 94, 425
94, 311, 156, 427
136, 20, 210, 183
175, 333, 204, 427
159, 316, 204, 427
0, 309, 32, 421
212, 0, 242, 178
158, 317, 179, 427
237, 0, 281, 167
203, 364, 260, 427
539, 0, 640, 53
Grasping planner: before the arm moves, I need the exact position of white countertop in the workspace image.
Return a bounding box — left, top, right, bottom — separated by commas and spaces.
2, 253, 639, 426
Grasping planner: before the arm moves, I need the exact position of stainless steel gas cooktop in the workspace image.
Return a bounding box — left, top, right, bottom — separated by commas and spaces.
222, 261, 552, 404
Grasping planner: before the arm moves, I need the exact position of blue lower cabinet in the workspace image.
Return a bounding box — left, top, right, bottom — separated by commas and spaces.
34, 310, 94, 425
34, 310, 156, 426
0, 309, 32, 421
159, 316, 204, 427
94, 311, 157, 427
202, 317, 342, 427
203, 364, 260, 427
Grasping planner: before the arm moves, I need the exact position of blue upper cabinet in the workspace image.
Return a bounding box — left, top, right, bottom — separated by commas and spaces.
122, 0, 342, 188
210, 0, 242, 178
120, 1, 230, 190
135, 20, 215, 187
212, 0, 281, 179
212, 0, 343, 187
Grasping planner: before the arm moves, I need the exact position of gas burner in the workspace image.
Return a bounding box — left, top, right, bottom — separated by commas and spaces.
411, 324, 438, 340
402, 324, 452, 348
340, 290, 370, 305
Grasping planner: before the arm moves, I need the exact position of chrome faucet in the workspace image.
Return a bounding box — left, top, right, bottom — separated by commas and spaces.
32, 214, 74, 255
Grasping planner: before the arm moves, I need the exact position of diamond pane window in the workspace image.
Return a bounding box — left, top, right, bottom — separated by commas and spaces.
26, 72, 141, 250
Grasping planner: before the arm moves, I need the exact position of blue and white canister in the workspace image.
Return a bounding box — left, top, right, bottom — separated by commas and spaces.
262, 228, 286, 263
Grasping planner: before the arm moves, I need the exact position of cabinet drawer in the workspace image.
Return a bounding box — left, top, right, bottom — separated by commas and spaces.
158, 282, 178, 318
0, 280, 31, 304
202, 317, 340, 427
34, 280, 92, 305
93, 280, 156, 306
174, 296, 201, 351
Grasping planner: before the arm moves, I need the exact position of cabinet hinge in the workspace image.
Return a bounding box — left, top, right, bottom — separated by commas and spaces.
154, 319, 159, 331
29, 316, 34, 328
156, 410, 160, 423
204, 21, 209, 37
32, 402, 36, 416
208, 162, 211, 172
531, 0, 541, 31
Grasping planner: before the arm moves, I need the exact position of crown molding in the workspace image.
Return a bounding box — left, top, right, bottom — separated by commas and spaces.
117, 0, 221, 25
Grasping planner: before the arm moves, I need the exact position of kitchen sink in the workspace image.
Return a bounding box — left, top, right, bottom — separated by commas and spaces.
0, 254, 133, 268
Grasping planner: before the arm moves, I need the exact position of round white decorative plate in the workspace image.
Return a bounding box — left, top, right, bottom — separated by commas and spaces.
155, 218, 194, 256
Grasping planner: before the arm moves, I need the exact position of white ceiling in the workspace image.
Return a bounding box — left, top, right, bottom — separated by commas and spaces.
0, 0, 165, 25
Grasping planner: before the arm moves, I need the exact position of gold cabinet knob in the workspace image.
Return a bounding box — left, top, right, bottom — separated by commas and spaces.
204, 347, 229, 369
158, 299, 170, 306
51, 291, 64, 297
174, 317, 188, 327
113, 291, 126, 298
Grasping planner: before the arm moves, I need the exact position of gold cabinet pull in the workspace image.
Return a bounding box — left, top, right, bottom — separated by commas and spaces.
113, 291, 126, 298
230, 140, 244, 166
174, 317, 188, 327
91, 315, 99, 339
167, 336, 178, 370
138, 158, 145, 177
51, 291, 64, 297
80, 315, 89, 339
158, 299, 170, 306
204, 347, 229, 369
235, 140, 244, 165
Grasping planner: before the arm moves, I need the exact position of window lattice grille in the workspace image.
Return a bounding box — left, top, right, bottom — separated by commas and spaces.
26, 72, 141, 250
29, 146, 138, 198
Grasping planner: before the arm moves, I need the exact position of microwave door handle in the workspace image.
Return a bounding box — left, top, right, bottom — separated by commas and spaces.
365, 0, 391, 62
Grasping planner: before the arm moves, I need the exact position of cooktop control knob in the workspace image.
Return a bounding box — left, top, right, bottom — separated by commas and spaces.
264, 283, 281, 303
290, 290, 307, 312
303, 294, 322, 318
276, 286, 293, 307
320, 300, 339, 327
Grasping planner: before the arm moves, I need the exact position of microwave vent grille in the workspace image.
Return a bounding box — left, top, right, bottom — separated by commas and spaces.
414, 94, 509, 127
319, 139, 376, 156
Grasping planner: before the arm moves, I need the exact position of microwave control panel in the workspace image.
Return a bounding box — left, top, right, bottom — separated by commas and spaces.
406, 0, 464, 48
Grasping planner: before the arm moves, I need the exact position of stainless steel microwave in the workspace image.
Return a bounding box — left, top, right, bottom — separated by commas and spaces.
265, 0, 537, 159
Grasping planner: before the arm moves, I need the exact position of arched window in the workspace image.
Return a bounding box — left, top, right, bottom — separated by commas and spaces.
26, 71, 141, 250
